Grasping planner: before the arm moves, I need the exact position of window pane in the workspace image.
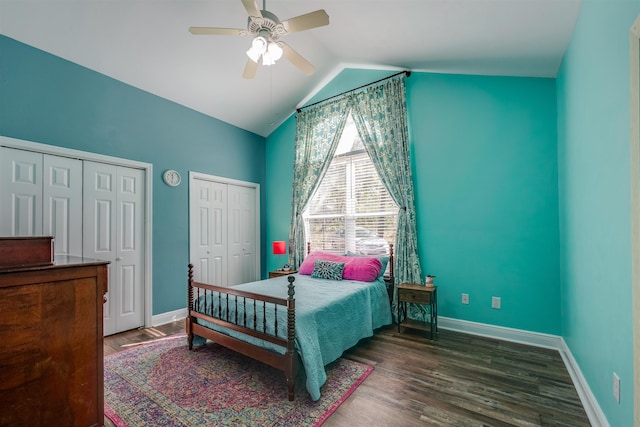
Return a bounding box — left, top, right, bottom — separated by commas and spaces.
306, 163, 346, 216
355, 218, 396, 256
354, 157, 397, 213
306, 217, 345, 254
303, 114, 398, 260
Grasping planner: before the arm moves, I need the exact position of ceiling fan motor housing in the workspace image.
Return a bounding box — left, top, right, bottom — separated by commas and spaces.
247, 10, 286, 40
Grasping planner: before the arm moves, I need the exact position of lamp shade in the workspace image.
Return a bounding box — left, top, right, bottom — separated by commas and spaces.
272, 241, 286, 255
267, 41, 283, 61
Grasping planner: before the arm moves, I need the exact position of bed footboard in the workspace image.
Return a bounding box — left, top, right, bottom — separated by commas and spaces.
186, 264, 298, 400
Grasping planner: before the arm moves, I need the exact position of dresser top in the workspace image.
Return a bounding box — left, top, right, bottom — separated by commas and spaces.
0, 255, 109, 274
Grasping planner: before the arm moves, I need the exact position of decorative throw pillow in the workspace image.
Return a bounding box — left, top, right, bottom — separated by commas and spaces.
299, 251, 382, 282
346, 251, 389, 281
311, 260, 345, 281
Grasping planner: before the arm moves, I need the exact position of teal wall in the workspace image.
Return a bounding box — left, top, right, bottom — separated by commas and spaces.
556, 1, 639, 425
264, 114, 295, 272
0, 36, 267, 315
266, 69, 561, 334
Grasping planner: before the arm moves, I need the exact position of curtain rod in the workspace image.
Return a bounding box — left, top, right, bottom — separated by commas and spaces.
296, 70, 411, 113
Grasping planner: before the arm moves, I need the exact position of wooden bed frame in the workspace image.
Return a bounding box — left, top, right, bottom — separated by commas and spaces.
185, 243, 394, 401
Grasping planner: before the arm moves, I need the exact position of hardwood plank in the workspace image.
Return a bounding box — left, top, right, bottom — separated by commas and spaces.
104, 322, 590, 426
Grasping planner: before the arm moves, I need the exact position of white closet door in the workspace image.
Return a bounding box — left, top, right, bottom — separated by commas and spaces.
0, 147, 43, 237
43, 155, 82, 256
84, 161, 144, 335
227, 184, 257, 286
116, 167, 145, 332
190, 175, 258, 287
190, 178, 227, 285
0, 148, 82, 256
84, 162, 118, 335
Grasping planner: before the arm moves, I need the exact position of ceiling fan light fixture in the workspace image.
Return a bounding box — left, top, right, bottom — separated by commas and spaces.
246, 35, 268, 62
251, 35, 268, 53
247, 37, 282, 66
246, 47, 260, 63
262, 52, 276, 66
267, 41, 283, 61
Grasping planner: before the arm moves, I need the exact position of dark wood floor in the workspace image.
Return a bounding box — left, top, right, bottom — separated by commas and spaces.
104, 322, 590, 427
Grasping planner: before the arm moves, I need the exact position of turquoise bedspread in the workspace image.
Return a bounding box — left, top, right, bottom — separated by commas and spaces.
192, 273, 392, 401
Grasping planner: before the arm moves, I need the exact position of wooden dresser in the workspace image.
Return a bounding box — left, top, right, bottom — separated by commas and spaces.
0, 238, 109, 427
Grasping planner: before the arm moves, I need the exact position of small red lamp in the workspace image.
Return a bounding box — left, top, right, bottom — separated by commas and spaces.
272, 241, 289, 270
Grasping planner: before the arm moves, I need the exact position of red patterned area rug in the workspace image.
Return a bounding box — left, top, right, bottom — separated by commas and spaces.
104, 334, 373, 427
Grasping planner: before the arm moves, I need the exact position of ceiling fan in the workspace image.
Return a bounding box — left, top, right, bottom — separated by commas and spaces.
189, 0, 329, 79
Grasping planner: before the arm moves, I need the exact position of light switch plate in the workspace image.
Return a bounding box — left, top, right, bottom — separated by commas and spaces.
492, 296, 501, 309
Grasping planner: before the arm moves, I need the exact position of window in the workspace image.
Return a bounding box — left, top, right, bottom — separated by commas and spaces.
303, 114, 398, 256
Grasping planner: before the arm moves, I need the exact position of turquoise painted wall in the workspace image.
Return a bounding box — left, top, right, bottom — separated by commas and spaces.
556, 1, 639, 425
266, 69, 561, 334
264, 115, 296, 274
408, 73, 560, 334
0, 36, 267, 315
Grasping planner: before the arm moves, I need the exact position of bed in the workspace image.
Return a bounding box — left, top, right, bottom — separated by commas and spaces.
186, 244, 394, 401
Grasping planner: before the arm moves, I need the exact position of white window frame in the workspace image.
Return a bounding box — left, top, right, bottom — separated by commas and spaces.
303, 136, 397, 255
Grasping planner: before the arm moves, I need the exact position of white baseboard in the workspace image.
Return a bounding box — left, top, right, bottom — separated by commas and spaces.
151, 308, 187, 327
439, 316, 609, 427
558, 339, 610, 427
439, 316, 563, 349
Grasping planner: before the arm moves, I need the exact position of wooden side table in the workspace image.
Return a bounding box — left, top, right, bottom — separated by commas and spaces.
269, 269, 297, 278
397, 283, 438, 340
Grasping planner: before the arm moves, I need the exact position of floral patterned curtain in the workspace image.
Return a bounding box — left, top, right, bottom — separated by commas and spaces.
290, 73, 424, 323
289, 98, 350, 268
349, 75, 424, 322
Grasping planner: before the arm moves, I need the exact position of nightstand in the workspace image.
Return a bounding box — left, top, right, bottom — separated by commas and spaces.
269, 270, 297, 278
397, 283, 438, 340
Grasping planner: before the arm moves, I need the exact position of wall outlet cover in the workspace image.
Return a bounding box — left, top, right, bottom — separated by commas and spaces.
492, 296, 501, 309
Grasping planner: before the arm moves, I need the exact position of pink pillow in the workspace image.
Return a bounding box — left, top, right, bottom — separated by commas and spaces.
299, 251, 382, 282
298, 252, 343, 274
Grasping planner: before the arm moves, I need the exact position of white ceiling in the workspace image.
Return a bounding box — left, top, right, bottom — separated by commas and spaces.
0, 0, 582, 137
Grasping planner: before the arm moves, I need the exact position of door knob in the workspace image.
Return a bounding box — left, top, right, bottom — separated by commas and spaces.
116, 257, 122, 261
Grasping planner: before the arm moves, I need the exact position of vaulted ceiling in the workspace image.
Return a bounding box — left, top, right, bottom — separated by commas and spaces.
0, 0, 582, 137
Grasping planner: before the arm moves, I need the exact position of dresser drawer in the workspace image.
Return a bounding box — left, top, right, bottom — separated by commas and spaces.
399, 288, 432, 304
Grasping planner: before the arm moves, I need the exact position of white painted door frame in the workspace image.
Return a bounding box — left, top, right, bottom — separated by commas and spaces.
629, 14, 640, 427
189, 171, 260, 285
0, 136, 154, 329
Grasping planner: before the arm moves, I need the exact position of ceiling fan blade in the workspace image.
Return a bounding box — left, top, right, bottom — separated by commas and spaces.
278, 42, 315, 76
189, 27, 245, 36
243, 59, 259, 79
281, 10, 329, 34
241, 0, 263, 18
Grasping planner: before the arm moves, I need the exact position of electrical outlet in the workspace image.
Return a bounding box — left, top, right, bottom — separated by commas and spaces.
613, 372, 620, 403
492, 296, 501, 309
462, 293, 469, 304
